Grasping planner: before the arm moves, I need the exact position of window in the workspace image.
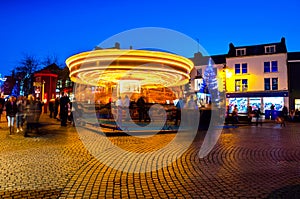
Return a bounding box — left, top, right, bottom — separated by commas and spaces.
197, 69, 202, 76
271, 61, 278, 72
235, 63, 247, 74
235, 79, 248, 91
264, 61, 278, 73
235, 64, 240, 74
235, 80, 241, 91
242, 79, 248, 91
265, 45, 276, 53
57, 80, 62, 89
242, 63, 248, 73
264, 78, 270, 90
236, 48, 246, 56
264, 62, 270, 72
272, 78, 278, 90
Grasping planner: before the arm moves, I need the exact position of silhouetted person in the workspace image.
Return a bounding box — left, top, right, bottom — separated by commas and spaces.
54, 97, 60, 119
60, 92, 70, 127
175, 97, 184, 126
5, 96, 17, 134
247, 106, 253, 125
137, 96, 146, 122
282, 106, 288, 120
255, 108, 262, 126
49, 98, 55, 118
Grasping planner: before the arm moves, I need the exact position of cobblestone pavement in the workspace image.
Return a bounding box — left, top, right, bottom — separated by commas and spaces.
1, 114, 300, 198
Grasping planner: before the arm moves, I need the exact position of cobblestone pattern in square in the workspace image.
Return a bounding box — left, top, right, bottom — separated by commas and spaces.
1, 116, 300, 198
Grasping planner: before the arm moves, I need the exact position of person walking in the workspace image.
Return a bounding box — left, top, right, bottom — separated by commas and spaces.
49, 98, 55, 118
54, 97, 60, 120
5, 96, 17, 134
16, 96, 25, 133
123, 95, 130, 121
175, 97, 184, 126
247, 106, 253, 125
59, 92, 70, 127
255, 108, 262, 126
137, 96, 146, 122
115, 96, 123, 128
232, 105, 239, 126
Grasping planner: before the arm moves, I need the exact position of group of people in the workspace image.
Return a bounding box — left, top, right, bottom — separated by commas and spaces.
0, 94, 44, 136
48, 92, 74, 127
0, 91, 76, 136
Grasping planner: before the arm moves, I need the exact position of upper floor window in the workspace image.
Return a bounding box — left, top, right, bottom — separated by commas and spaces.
264, 78, 270, 90
235, 79, 248, 91
264, 78, 278, 91
236, 48, 246, 56
197, 68, 202, 76
272, 78, 278, 90
235, 63, 248, 74
265, 45, 276, 54
264, 61, 278, 73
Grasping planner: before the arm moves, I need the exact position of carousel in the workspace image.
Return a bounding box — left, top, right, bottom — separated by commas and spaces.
66, 49, 194, 104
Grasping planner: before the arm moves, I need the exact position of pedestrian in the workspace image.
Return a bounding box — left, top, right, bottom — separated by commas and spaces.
70, 97, 79, 126
175, 97, 184, 126
54, 97, 60, 120
116, 96, 123, 127
123, 95, 130, 121
59, 92, 70, 127
137, 96, 145, 122
5, 96, 17, 134
255, 108, 262, 126
36, 97, 44, 120
0, 93, 5, 122
282, 106, 288, 121
276, 111, 286, 127
16, 96, 25, 133
49, 98, 55, 118
247, 106, 253, 125
232, 105, 239, 125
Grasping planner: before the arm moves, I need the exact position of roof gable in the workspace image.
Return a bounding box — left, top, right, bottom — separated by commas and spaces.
227, 37, 287, 57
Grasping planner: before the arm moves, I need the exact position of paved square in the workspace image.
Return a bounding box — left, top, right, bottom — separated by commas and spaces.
1, 115, 300, 198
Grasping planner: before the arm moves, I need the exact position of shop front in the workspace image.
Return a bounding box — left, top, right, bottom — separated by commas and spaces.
226, 91, 289, 118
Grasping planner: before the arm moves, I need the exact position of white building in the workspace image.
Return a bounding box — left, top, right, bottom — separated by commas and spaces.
225, 37, 288, 115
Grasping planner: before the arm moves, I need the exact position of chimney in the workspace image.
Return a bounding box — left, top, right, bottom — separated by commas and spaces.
115, 42, 120, 49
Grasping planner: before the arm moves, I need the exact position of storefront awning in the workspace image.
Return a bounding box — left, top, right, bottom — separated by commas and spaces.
226, 91, 288, 98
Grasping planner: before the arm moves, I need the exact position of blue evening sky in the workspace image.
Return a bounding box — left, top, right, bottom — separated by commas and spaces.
0, 0, 299, 76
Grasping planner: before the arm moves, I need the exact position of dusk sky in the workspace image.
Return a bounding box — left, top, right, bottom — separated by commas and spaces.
1, 0, 299, 76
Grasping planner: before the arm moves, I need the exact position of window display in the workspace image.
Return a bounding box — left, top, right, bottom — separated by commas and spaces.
249, 98, 261, 110
228, 98, 247, 113
263, 97, 283, 111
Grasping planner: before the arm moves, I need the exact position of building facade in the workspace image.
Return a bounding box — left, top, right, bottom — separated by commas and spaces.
190, 37, 290, 115
225, 38, 288, 114
287, 52, 300, 111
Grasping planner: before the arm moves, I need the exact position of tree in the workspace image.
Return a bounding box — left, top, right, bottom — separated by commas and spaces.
42, 54, 63, 68
203, 58, 220, 107
15, 54, 40, 96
